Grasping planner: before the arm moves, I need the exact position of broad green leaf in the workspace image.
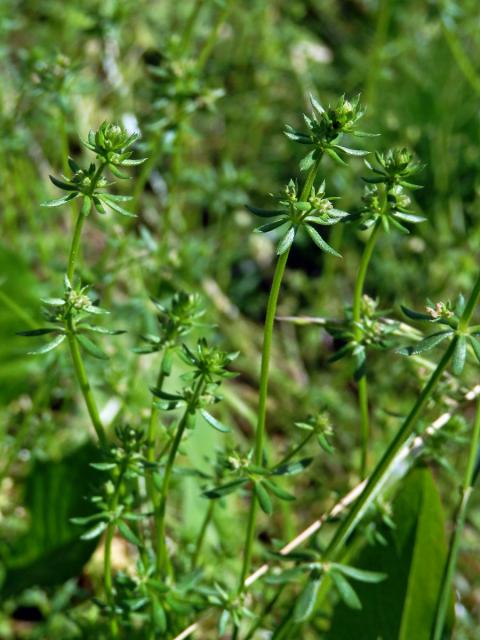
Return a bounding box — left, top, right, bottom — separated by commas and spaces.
326, 468, 453, 640
0, 247, 41, 402
1, 444, 102, 596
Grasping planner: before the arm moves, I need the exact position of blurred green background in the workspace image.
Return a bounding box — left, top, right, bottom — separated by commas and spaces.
1, 0, 479, 637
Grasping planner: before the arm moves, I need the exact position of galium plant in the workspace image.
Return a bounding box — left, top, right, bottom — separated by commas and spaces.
12, 84, 480, 640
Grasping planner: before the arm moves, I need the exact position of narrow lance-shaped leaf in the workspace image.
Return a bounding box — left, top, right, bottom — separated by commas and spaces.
17, 328, 57, 337
277, 227, 296, 255
200, 410, 230, 433
255, 219, 288, 234
330, 570, 362, 610
41, 192, 79, 207
98, 195, 136, 218
451, 335, 466, 375
263, 478, 295, 501
400, 305, 434, 321
75, 334, 109, 360
305, 224, 342, 257
396, 330, 453, 356
118, 520, 143, 547
28, 334, 66, 355
203, 478, 248, 499
330, 563, 386, 584
273, 457, 313, 476
469, 335, 480, 364
293, 576, 321, 622
332, 145, 370, 157
80, 520, 108, 540
246, 205, 285, 218
326, 147, 348, 166
255, 481, 273, 516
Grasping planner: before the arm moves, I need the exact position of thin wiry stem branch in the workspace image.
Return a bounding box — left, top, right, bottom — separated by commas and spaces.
172, 383, 480, 640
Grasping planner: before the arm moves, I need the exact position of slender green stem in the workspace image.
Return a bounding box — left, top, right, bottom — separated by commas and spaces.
66, 322, 107, 447
104, 462, 127, 638
301, 157, 322, 202
244, 586, 286, 640
236, 247, 290, 596
67, 210, 86, 283
459, 272, 480, 329
197, 0, 234, 70
325, 339, 457, 560
442, 21, 480, 98
365, 0, 392, 107
67, 163, 105, 283
155, 376, 205, 575
146, 353, 169, 504
272, 431, 315, 471
130, 151, 159, 216
191, 499, 215, 568
234, 161, 322, 640
274, 271, 480, 632
352, 219, 382, 477
433, 397, 480, 640
181, 0, 205, 50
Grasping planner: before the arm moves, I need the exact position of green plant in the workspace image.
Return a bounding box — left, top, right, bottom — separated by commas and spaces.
4, 3, 480, 638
